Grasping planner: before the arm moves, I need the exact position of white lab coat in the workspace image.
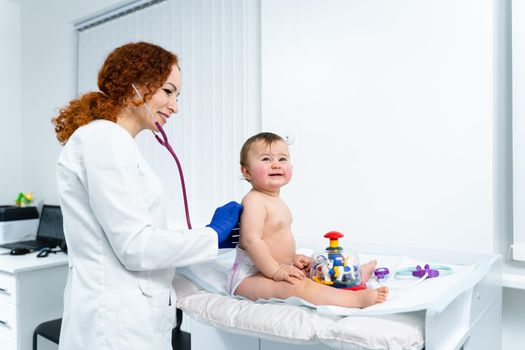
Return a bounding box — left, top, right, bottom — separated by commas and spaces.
56, 120, 217, 350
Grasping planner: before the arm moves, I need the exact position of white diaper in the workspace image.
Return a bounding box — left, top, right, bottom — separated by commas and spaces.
227, 247, 260, 295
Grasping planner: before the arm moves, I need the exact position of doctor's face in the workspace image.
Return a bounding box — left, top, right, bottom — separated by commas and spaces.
145, 64, 181, 130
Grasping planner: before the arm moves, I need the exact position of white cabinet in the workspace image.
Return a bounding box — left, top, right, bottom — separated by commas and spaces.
0, 252, 68, 350
191, 320, 259, 350
190, 319, 333, 350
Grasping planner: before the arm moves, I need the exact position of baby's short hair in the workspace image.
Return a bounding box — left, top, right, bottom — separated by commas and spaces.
240, 132, 285, 168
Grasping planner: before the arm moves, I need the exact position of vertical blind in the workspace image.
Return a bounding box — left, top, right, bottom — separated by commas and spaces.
76, 0, 260, 228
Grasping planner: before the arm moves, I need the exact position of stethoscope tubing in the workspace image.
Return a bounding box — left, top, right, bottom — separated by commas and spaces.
155, 121, 192, 230
131, 83, 193, 230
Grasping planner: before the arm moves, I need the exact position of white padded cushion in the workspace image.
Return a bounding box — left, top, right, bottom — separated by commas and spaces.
177, 290, 335, 344
175, 274, 424, 350
317, 313, 425, 350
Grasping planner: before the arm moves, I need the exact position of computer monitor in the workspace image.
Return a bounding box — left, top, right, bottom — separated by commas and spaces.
36, 205, 64, 244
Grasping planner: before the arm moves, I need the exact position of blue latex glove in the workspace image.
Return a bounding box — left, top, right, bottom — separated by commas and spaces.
218, 222, 240, 249
206, 201, 243, 248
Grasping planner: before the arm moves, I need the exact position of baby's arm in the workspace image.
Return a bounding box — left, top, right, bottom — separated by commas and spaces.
293, 254, 314, 273
240, 193, 304, 283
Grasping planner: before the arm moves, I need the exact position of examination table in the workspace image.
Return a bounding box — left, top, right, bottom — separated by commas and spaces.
173, 246, 502, 350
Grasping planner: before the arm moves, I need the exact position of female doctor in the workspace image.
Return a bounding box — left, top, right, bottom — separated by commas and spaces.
52, 42, 242, 349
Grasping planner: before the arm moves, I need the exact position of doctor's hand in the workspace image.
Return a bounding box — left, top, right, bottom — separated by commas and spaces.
217, 221, 240, 249
206, 201, 243, 248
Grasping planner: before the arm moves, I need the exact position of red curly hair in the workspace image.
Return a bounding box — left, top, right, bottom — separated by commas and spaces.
52, 42, 178, 144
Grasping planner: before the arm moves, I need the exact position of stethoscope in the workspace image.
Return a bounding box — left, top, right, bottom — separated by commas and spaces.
373, 264, 454, 289
132, 83, 192, 230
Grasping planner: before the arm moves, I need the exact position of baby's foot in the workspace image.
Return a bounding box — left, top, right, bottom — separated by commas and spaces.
375, 286, 389, 303
355, 286, 389, 308
360, 260, 378, 282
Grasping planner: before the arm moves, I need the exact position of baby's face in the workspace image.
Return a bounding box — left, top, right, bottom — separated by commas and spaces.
243, 140, 292, 193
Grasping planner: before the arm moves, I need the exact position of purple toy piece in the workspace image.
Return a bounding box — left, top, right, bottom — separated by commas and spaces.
412, 264, 439, 278
374, 267, 390, 280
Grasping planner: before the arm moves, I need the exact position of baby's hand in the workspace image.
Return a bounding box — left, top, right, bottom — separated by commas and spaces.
272, 264, 305, 284
293, 254, 314, 273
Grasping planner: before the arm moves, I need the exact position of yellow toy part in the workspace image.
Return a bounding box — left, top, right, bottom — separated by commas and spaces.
312, 276, 334, 285
333, 265, 343, 278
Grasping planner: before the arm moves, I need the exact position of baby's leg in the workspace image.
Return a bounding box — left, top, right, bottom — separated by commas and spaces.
235, 273, 388, 309
235, 272, 291, 301
299, 279, 388, 308
360, 260, 377, 282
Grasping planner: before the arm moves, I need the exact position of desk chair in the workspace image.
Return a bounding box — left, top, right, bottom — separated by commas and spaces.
32, 318, 61, 350
32, 310, 190, 350
173, 308, 191, 349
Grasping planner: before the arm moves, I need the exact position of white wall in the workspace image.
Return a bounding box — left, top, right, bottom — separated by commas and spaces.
261, 0, 511, 256
17, 0, 123, 207
261, 0, 518, 348
14, 0, 511, 253
0, 0, 21, 204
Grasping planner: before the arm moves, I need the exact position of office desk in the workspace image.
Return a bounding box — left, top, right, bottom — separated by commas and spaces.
0, 252, 68, 350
